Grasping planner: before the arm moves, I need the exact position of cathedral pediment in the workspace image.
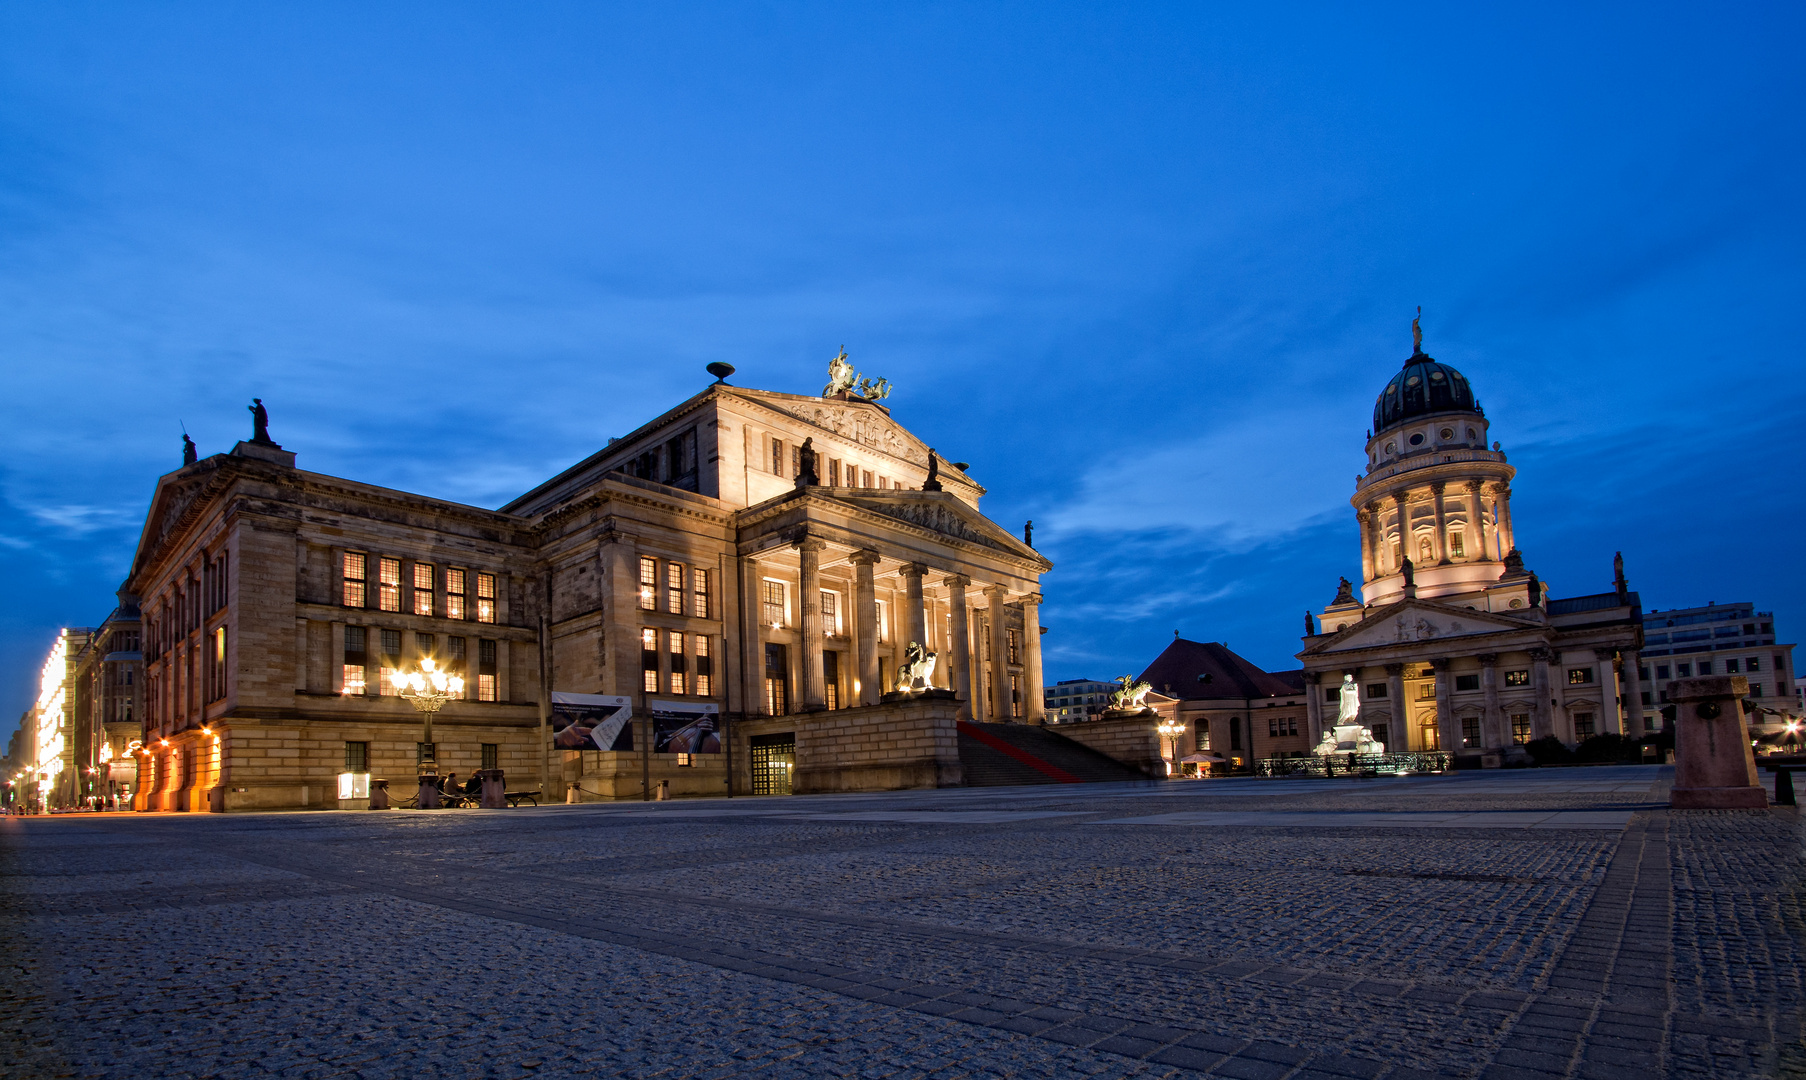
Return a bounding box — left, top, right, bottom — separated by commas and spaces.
1303, 599, 1533, 655
833, 491, 1038, 560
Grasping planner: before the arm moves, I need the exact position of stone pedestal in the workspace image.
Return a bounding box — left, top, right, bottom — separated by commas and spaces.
417, 774, 443, 810
1099, 707, 1157, 722
1669, 676, 1766, 809
368, 778, 390, 810
476, 769, 505, 809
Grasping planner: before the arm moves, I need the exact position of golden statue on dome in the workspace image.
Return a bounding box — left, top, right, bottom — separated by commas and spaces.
1411, 306, 1423, 355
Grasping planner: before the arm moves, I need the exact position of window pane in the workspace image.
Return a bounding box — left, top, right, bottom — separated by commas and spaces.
476, 573, 496, 623
378, 558, 402, 612
639, 557, 657, 610
342, 553, 367, 607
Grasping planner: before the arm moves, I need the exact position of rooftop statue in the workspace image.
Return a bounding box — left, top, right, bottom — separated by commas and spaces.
795, 437, 820, 488
1332, 576, 1355, 605
822, 347, 893, 402
923, 450, 942, 492
1411, 305, 1423, 355
248, 397, 272, 444
181, 433, 197, 466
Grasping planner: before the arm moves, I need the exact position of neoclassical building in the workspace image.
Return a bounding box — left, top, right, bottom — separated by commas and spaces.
127, 358, 1049, 810
1295, 326, 1645, 763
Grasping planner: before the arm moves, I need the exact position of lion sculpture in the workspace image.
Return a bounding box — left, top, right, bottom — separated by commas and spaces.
894, 640, 938, 693
1109, 675, 1153, 711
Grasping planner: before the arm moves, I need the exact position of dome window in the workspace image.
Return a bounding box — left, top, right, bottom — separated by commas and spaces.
1405, 376, 1422, 387
1466, 428, 1476, 439
1387, 384, 1398, 394
1429, 371, 1445, 382
1385, 441, 1396, 454
1409, 433, 1424, 445
1440, 428, 1454, 439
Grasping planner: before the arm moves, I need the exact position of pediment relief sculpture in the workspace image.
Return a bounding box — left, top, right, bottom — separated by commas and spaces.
761, 396, 930, 469
852, 497, 1006, 551
1312, 602, 1525, 653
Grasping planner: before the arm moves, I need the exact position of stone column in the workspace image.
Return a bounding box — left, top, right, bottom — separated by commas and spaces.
1303, 672, 1324, 747
1529, 646, 1554, 741
1384, 663, 1408, 751
1366, 503, 1385, 579
1357, 511, 1374, 583
1467, 481, 1490, 561
1596, 647, 1624, 736
1495, 484, 1516, 556
1020, 593, 1045, 726
1668, 675, 1765, 808
1478, 653, 1503, 748
985, 584, 1012, 720
1392, 493, 1410, 570
944, 574, 973, 720
1431, 482, 1449, 564
740, 557, 765, 714
796, 537, 826, 710
850, 550, 881, 705
900, 563, 928, 650
1621, 649, 1647, 739
1431, 657, 1457, 752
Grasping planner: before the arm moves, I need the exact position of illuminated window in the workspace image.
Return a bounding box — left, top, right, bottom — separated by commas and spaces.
791, 446, 801, 477
378, 558, 402, 612
1450, 531, 1465, 558
668, 630, 686, 694
820, 590, 840, 635
1007, 629, 1019, 665
445, 568, 466, 619
666, 561, 685, 615
413, 564, 434, 616
478, 639, 497, 701
415, 632, 434, 661
342, 627, 367, 694
1511, 713, 1531, 744
476, 573, 496, 624
642, 628, 659, 692
771, 438, 785, 476
823, 649, 840, 710
876, 599, 889, 643
639, 557, 657, 611
762, 580, 787, 627
827, 459, 840, 486
209, 626, 228, 702
1194, 725, 1210, 751
1418, 682, 1435, 700
1567, 668, 1594, 685
862, 469, 873, 488
448, 636, 467, 693
695, 636, 713, 697
342, 553, 367, 608
693, 568, 709, 618
1504, 669, 1529, 687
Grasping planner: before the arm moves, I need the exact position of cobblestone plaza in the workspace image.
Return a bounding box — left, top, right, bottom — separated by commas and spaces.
4, 767, 1802, 1079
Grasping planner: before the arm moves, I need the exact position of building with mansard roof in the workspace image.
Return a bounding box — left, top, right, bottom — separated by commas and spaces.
125, 358, 1051, 811
1294, 327, 1645, 764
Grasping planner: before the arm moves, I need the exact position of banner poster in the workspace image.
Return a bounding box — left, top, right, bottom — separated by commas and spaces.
550, 692, 633, 751
649, 700, 722, 754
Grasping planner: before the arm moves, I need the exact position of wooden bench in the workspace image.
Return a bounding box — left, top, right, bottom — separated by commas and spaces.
504, 790, 539, 807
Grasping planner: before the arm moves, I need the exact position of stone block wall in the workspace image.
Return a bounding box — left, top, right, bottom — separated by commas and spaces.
1052, 715, 1164, 776
734, 698, 962, 794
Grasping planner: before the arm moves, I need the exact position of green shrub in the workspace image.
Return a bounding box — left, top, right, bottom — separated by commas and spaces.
1526, 736, 1573, 766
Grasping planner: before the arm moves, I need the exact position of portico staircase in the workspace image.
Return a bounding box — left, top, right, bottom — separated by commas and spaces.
957, 721, 1151, 787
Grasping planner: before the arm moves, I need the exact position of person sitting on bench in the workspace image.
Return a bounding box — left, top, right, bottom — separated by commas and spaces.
463, 773, 483, 799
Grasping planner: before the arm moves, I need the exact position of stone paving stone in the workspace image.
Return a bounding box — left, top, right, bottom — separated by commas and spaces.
2, 767, 1799, 1079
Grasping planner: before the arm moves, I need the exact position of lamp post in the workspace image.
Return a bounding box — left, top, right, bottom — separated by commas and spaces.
1156, 717, 1184, 778
388, 658, 464, 809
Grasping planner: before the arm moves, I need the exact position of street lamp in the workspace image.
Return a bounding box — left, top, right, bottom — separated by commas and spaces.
387, 658, 464, 804
1156, 717, 1184, 778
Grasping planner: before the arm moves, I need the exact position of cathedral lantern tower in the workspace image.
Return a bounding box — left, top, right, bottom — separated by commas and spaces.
1352, 312, 1515, 606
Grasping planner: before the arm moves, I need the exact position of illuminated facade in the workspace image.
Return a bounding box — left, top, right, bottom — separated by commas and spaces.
71, 599, 144, 807
29, 628, 94, 810
1296, 330, 1645, 762
125, 363, 1047, 810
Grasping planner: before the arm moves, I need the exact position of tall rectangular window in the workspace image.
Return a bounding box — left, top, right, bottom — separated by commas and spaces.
764, 643, 788, 715
379, 630, 402, 695
668, 630, 687, 694
862, 469, 873, 488
820, 590, 840, 635
478, 639, 498, 701
445, 568, 467, 619
342, 553, 367, 608
1007, 629, 1019, 664
449, 636, 467, 690
1010, 674, 1021, 717
791, 446, 801, 477
639, 557, 657, 611
823, 649, 840, 710
665, 561, 685, 615
378, 558, 402, 612
1574, 712, 1595, 739
1726, 658, 1740, 673
642, 628, 659, 692
413, 564, 435, 616
416, 632, 435, 660
695, 635, 713, 697
1450, 531, 1465, 558
342, 626, 367, 694
828, 459, 840, 486
476, 573, 497, 623
762, 580, 787, 627
480, 743, 498, 770
1747, 656, 1762, 671
1511, 713, 1531, 744
1194, 724, 1210, 751
1461, 716, 1480, 747
344, 741, 369, 773
771, 438, 785, 476
692, 568, 709, 618
875, 599, 889, 643
209, 626, 228, 702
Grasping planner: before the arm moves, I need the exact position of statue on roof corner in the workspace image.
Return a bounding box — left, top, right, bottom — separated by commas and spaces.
182, 433, 197, 466
248, 398, 272, 444
1411, 305, 1423, 355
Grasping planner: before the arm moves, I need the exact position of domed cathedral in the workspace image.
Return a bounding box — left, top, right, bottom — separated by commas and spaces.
1295, 314, 1647, 766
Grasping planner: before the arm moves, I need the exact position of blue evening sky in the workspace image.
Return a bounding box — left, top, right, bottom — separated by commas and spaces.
3, 3, 1802, 738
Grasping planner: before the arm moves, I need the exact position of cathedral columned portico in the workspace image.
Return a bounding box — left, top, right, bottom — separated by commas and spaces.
1297, 317, 1644, 764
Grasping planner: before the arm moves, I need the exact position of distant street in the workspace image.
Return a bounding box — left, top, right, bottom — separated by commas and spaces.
3, 767, 1799, 1079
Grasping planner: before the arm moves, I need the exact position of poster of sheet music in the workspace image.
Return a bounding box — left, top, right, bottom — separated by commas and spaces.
648, 700, 722, 753
550, 692, 634, 751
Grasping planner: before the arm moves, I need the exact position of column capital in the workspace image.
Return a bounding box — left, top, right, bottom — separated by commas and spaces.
1365, 501, 1384, 514
897, 562, 928, 579
1391, 491, 1409, 507
941, 572, 971, 589
1593, 647, 1615, 661
1302, 671, 1322, 685
1528, 646, 1553, 662
1430, 657, 1451, 670
1466, 478, 1486, 493
1476, 652, 1499, 666
792, 536, 827, 554
1430, 480, 1446, 495
1017, 592, 1043, 608
1384, 662, 1406, 676
983, 582, 1010, 599
847, 549, 881, 567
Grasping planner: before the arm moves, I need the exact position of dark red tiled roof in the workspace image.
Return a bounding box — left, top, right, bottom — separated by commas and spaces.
1135, 638, 1300, 701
